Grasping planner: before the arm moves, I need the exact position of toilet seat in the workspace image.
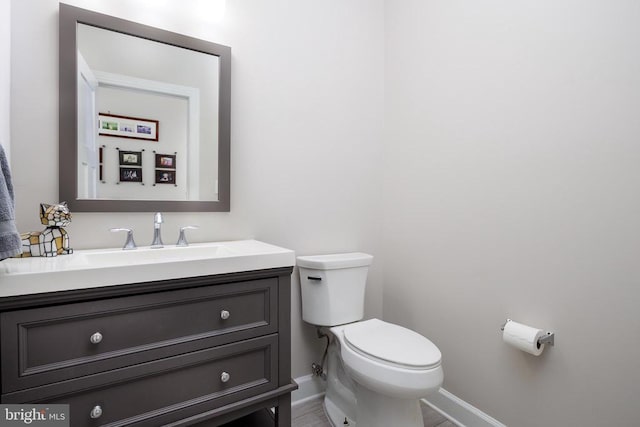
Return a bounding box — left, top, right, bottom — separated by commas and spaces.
343, 319, 441, 370
333, 319, 444, 399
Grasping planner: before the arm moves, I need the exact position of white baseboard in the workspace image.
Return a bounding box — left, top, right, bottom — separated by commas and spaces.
423, 388, 506, 427
291, 374, 326, 407
291, 375, 505, 427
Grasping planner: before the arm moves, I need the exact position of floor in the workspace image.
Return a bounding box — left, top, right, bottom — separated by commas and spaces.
292, 397, 456, 427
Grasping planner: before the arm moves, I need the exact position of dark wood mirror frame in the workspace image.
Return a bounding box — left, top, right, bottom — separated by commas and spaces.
59, 4, 231, 212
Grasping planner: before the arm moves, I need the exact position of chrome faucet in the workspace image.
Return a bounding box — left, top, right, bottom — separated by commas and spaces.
151, 212, 164, 248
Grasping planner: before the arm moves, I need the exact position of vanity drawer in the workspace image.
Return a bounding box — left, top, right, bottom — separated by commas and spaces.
0, 278, 277, 393
4, 335, 278, 427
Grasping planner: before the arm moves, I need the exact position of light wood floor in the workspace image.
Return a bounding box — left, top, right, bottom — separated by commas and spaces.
292, 397, 456, 427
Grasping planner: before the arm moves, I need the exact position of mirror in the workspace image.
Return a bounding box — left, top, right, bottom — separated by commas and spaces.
59, 4, 230, 212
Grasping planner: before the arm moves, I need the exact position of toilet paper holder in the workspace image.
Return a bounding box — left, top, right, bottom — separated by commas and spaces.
500, 319, 555, 347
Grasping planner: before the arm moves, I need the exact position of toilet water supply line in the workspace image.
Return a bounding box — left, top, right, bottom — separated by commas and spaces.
312, 328, 330, 380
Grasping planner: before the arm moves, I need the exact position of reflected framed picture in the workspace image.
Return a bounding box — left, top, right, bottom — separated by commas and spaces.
119, 150, 142, 167
99, 146, 104, 182
155, 170, 176, 185
119, 167, 143, 183
99, 113, 159, 141
155, 153, 176, 169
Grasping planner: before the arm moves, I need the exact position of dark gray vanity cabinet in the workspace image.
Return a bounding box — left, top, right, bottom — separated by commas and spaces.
0, 267, 296, 426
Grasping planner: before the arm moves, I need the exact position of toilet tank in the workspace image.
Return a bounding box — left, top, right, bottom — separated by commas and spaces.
297, 253, 373, 327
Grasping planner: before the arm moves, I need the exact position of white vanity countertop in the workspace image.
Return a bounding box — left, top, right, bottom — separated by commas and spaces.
0, 240, 295, 298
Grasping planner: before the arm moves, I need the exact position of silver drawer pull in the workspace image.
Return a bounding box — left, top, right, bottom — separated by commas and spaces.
90, 405, 102, 419
220, 310, 230, 320
220, 371, 231, 383
90, 332, 103, 344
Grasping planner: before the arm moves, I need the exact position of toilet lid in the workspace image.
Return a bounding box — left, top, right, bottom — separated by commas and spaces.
343, 319, 441, 369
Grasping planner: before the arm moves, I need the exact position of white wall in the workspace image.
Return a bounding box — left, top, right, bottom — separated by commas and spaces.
0, 0, 9, 159
10, 0, 385, 378
383, 1, 640, 426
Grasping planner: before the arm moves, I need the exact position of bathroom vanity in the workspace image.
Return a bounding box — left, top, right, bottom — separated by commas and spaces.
0, 240, 296, 426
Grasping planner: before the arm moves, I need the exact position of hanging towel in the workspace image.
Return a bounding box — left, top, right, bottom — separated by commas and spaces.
0, 144, 22, 260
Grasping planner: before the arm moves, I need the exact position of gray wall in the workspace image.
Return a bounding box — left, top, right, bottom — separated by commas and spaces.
383, 1, 640, 426
9, 0, 385, 379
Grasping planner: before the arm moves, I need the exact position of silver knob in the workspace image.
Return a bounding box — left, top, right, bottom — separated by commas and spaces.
90, 405, 102, 419
220, 371, 230, 383
90, 332, 103, 344
220, 310, 230, 320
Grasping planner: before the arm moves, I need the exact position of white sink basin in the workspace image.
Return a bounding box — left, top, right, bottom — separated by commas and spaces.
0, 240, 295, 298
78, 243, 237, 266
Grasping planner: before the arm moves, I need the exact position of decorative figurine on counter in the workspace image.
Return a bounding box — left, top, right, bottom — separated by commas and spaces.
15, 202, 73, 257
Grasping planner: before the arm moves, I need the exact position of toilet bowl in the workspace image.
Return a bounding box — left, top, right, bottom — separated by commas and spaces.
297, 253, 444, 427
335, 319, 443, 399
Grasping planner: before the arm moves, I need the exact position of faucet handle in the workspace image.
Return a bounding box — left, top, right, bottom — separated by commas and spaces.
110, 228, 137, 250
176, 226, 199, 247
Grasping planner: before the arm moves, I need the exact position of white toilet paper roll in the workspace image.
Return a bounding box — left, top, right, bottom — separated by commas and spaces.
502, 320, 546, 356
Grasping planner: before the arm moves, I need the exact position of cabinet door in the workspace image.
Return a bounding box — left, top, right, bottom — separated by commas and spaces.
1, 279, 277, 392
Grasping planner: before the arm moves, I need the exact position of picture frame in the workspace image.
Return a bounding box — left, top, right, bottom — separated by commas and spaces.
155, 170, 176, 185
119, 150, 143, 167
155, 153, 176, 169
98, 113, 159, 141
98, 146, 104, 182
119, 167, 143, 183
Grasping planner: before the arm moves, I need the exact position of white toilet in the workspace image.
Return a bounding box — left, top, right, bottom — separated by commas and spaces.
297, 253, 443, 427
